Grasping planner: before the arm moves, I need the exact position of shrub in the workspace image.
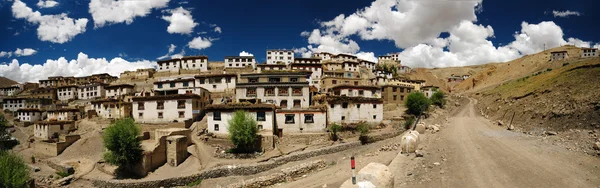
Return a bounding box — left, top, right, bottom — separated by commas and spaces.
431, 91, 446, 108
562, 62, 570, 67
546, 68, 553, 72
56, 171, 70, 178
405, 92, 431, 115
329, 123, 342, 141
102, 118, 143, 175
0, 150, 30, 188
187, 178, 203, 187
357, 123, 370, 144
228, 110, 258, 153
404, 116, 415, 130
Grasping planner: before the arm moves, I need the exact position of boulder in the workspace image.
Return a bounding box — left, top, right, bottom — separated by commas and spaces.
54, 175, 73, 186
432, 125, 440, 133
401, 132, 419, 154
507, 124, 514, 130
415, 123, 426, 134
497, 120, 504, 126
594, 142, 600, 150
545, 131, 558, 136
340, 163, 393, 188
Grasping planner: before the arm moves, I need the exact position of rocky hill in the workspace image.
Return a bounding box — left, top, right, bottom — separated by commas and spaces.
0, 76, 18, 87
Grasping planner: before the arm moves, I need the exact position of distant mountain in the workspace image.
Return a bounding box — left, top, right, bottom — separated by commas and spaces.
0, 76, 18, 88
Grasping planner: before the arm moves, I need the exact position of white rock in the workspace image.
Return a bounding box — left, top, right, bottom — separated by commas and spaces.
594, 142, 600, 150
433, 162, 441, 166
340, 163, 393, 188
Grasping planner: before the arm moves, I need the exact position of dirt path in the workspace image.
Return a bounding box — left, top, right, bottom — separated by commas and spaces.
396, 98, 600, 187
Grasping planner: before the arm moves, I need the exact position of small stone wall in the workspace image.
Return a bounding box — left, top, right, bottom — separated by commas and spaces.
226, 160, 327, 188
280, 133, 329, 146
91, 141, 362, 188
46, 160, 74, 174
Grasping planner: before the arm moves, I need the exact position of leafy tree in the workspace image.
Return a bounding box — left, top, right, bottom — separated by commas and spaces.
0, 150, 30, 188
405, 92, 431, 115
0, 113, 9, 141
103, 118, 143, 174
431, 91, 446, 108
228, 110, 258, 152
329, 123, 342, 141
404, 116, 415, 130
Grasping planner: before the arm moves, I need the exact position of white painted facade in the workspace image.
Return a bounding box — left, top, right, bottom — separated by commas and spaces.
360, 60, 376, 70
105, 85, 134, 98
275, 110, 327, 133
333, 54, 358, 62
332, 87, 381, 98
0, 86, 20, 97
157, 56, 208, 72
46, 110, 78, 121
236, 87, 310, 108
551, 51, 569, 61
57, 86, 78, 101
91, 100, 131, 119
78, 84, 106, 100
2, 98, 25, 111
421, 86, 439, 98
313, 52, 333, 60
34, 122, 75, 140
375, 70, 393, 79
327, 102, 383, 124
206, 110, 275, 135
17, 110, 42, 122
582, 48, 598, 58
290, 65, 322, 90
224, 56, 256, 68
266, 50, 294, 65
132, 96, 202, 123
154, 78, 195, 93
194, 75, 237, 93
378, 56, 392, 61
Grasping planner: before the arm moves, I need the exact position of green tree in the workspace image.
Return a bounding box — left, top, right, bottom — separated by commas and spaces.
404, 116, 415, 130
0, 150, 30, 188
431, 91, 446, 108
103, 118, 143, 174
0, 113, 9, 141
228, 110, 258, 152
405, 92, 431, 115
329, 123, 342, 141
357, 122, 370, 144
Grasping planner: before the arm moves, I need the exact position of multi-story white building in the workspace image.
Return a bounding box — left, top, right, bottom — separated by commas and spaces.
205, 103, 276, 135
235, 72, 311, 108
34, 121, 76, 140
105, 84, 135, 98
389, 52, 401, 61
16, 108, 43, 122
132, 94, 208, 123
276, 108, 327, 133
46, 108, 80, 121
290, 58, 323, 90
397, 65, 412, 74
224, 56, 256, 68
326, 96, 383, 124
0, 85, 21, 97
266, 49, 294, 65
551, 51, 569, 61
330, 85, 381, 98
582, 48, 598, 58
359, 59, 376, 70
91, 99, 132, 119
374, 70, 393, 79
343, 61, 360, 72
256, 64, 288, 72
57, 85, 78, 101
2, 97, 25, 111
378, 55, 392, 61
333, 54, 358, 62
313, 52, 334, 60
421, 86, 440, 98
157, 56, 209, 72
78, 83, 107, 100
194, 74, 237, 93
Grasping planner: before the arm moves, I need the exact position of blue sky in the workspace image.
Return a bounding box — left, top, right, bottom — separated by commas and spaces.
0, 0, 599, 83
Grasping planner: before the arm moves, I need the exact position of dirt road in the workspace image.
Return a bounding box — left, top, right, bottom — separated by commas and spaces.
396, 98, 600, 187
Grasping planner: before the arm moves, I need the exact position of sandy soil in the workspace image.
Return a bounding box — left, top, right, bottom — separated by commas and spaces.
393, 98, 600, 187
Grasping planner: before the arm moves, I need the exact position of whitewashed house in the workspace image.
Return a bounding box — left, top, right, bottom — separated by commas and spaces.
235, 72, 311, 108
17, 108, 43, 122
326, 96, 383, 124
2, 97, 25, 111
205, 103, 276, 135
266, 49, 294, 65
78, 83, 107, 100
421, 86, 439, 98
132, 94, 208, 123
91, 99, 132, 119
34, 121, 76, 140
46, 108, 80, 121
157, 56, 208, 72
582, 48, 598, 58
291, 58, 323, 90
57, 85, 78, 101
551, 51, 569, 61
194, 74, 237, 93
330, 85, 381, 98
275, 108, 327, 134
313, 52, 333, 60
154, 77, 196, 95
105, 84, 135, 98
224, 56, 256, 69
359, 59, 376, 70
0, 85, 21, 97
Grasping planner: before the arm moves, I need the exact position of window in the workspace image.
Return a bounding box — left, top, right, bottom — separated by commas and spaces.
60, 125, 64, 130
157, 101, 164, 109
258, 125, 263, 130
280, 100, 288, 108
249, 78, 258, 83
330, 104, 334, 108
332, 80, 337, 84
304, 114, 314, 123
179, 111, 185, 118
341, 116, 346, 120
183, 82, 189, 87
393, 87, 397, 92
138, 102, 145, 110
138, 113, 143, 117
359, 90, 364, 96
278, 87, 289, 96
354, 81, 358, 86
342, 103, 348, 108
357, 104, 361, 108
285, 114, 295, 124
373, 104, 377, 108
373, 115, 377, 119
246, 88, 257, 97
214, 112, 221, 120
290, 78, 298, 82
293, 100, 301, 108
158, 112, 163, 118
393, 95, 397, 101
226, 77, 232, 83
170, 83, 176, 88
257, 111, 266, 121
214, 124, 219, 131
158, 84, 163, 89
269, 78, 281, 83
400, 88, 405, 93
292, 88, 302, 96
265, 88, 275, 96
178, 100, 186, 109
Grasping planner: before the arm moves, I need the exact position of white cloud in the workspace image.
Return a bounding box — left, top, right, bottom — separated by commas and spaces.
355, 52, 377, 63
187, 37, 212, 50
566, 38, 591, 48
552, 10, 581, 18
239, 51, 253, 56
12, 0, 88, 44
594, 44, 600, 50
162, 7, 197, 34
157, 44, 177, 60
36, 0, 58, 8
14, 48, 37, 57
0, 52, 156, 83
0, 52, 13, 58
214, 26, 222, 33
89, 0, 169, 28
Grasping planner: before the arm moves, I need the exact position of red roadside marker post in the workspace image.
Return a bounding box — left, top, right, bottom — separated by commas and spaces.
351, 156, 356, 184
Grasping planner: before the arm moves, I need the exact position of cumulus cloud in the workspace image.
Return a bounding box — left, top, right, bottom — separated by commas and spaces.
157, 44, 177, 60
12, 0, 88, 44
188, 37, 212, 50
0, 52, 156, 83
299, 0, 596, 68
1, 48, 38, 58
239, 51, 254, 56
162, 7, 197, 34
214, 26, 222, 33
89, 0, 169, 28
552, 10, 581, 17
36, 0, 58, 8
0, 51, 13, 58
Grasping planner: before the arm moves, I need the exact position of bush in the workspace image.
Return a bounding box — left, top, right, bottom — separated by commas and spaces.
102, 118, 143, 175
357, 123, 370, 144
0, 150, 30, 188
431, 91, 446, 108
329, 123, 342, 141
405, 92, 431, 115
56, 171, 70, 177
187, 178, 203, 187
228, 110, 258, 153
404, 116, 415, 130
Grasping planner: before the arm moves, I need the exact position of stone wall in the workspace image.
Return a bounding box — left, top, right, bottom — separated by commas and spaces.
280, 133, 329, 146
46, 160, 74, 174
34, 135, 80, 157
91, 141, 362, 188
226, 160, 327, 188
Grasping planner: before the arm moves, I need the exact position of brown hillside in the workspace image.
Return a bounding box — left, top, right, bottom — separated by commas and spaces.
455, 45, 584, 93
405, 68, 450, 93
0, 76, 18, 87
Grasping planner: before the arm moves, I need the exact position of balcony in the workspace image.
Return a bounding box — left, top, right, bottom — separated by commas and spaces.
292, 92, 303, 96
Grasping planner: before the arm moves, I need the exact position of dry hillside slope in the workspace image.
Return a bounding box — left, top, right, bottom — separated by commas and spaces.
405, 68, 450, 93
0, 76, 18, 87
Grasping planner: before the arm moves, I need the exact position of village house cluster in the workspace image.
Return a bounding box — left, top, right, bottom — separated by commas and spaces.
0, 49, 453, 158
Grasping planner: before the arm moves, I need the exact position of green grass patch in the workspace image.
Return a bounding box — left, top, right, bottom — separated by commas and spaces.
187, 178, 203, 187
56, 171, 70, 178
